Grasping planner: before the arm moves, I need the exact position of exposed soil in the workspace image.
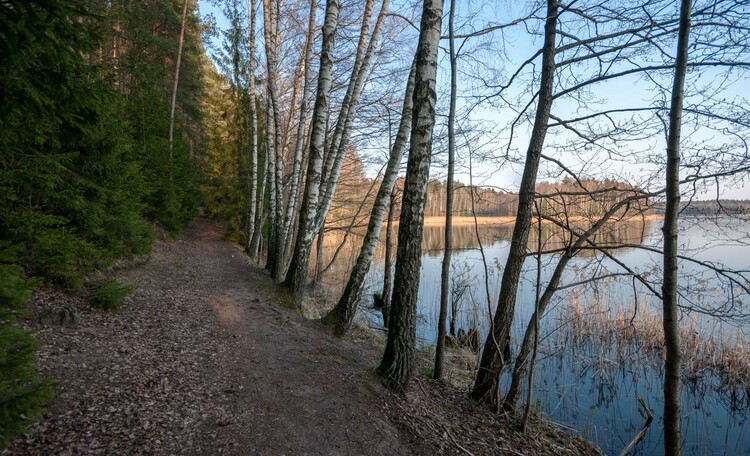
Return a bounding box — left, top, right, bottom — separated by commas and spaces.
4, 218, 599, 455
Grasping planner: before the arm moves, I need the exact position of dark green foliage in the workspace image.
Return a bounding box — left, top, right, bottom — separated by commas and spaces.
0, 323, 54, 448
0, 261, 52, 448
88, 278, 133, 310
0, 0, 207, 445
198, 0, 266, 243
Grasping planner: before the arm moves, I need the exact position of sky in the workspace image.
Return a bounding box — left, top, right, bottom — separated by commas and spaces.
197, 0, 750, 201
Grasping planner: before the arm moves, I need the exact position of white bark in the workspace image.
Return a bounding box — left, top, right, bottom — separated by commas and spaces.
315, 0, 390, 232
321, 56, 417, 335
262, 0, 286, 278
168, 0, 189, 163
285, 0, 340, 302
281, 0, 318, 265
246, 0, 259, 255
378, 0, 444, 391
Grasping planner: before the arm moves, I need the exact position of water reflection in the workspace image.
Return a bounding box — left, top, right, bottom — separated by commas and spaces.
311, 217, 750, 456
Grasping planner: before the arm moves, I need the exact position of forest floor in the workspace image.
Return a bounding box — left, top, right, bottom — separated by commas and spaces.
5, 218, 600, 456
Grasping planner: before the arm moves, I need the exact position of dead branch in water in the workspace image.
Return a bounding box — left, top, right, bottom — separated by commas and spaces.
619, 396, 653, 456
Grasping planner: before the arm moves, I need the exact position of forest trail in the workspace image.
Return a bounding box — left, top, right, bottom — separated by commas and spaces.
6, 218, 408, 455
6, 218, 598, 456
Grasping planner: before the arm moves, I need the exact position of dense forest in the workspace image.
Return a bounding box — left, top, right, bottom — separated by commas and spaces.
655, 199, 750, 215
2, 0, 750, 454
1, 0, 204, 444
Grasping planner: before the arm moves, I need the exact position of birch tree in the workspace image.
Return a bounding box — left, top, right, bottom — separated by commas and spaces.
286, 0, 392, 300
245, 0, 259, 256
285, 0, 340, 302
378, 0, 444, 392
321, 55, 417, 335
280, 0, 318, 264
261, 0, 286, 279
315, 0, 383, 226
168, 0, 189, 162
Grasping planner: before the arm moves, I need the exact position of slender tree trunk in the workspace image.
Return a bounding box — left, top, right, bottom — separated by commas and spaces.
311, 224, 325, 288
320, 56, 417, 335
246, 0, 259, 255
168, 0, 189, 165
249, 150, 268, 259
315, 0, 390, 231
378, 0, 444, 392
262, 0, 285, 280
285, 0, 340, 303
381, 187, 397, 325
288, 0, 384, 289
663, 0, 691, 453
264, 94, 278, 271
503, 191, 654, 407
521, 204, 542, 432
281, 0, 318, 264
434, 0, 457, 380
471, 0, 557, 409
320, 0, 375, 185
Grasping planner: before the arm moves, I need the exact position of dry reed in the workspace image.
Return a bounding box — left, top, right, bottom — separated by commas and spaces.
558, 297, 750, 397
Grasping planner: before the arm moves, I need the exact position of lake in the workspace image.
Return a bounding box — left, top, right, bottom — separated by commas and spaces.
312, 215, 750, 456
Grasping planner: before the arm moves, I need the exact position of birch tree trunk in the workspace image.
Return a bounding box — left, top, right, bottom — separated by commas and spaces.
471, 0, 558, 409
381, 187, 397, 324
662, 0, 691, 453
315, 0, 390, 231
264, 94, 278, 271
246, 0, 259, 256
319, 0, 375, 181
262, 0, 286, 280
249, 152, 268, 259
285, 0, 340, 303
281, 0, 318, 265
434, 0, 456, 380
378, 0, 444, 392
320, 56, 417, 335
168, 0, 189, 164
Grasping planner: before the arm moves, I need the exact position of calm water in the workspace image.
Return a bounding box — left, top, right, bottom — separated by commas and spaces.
313, 216, 750, 456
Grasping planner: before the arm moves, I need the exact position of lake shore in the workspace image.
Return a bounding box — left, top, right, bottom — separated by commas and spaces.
421, 213, 664, 226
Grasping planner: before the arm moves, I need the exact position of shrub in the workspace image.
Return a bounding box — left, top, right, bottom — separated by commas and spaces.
0, 263, 52, 448
87, 278, 133, 310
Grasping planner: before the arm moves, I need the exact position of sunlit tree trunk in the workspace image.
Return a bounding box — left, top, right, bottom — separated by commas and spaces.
378, 0, 444, 392
285, 0, 340, 303
434, 0, 457, 380
249, 150, 267, 259
262, 0, 285, 280
311, 224, 325, 288
264, 94, 278, 270
322, 0, 374, 177
168, 0, 189, 165
471, 0, 557, 409
663, 0, 691, 453
281, 0, 318, 265
246, 0, 259, 256
316, 0, 389, 231
321, 56, 417, 335
381, 186, 398, 324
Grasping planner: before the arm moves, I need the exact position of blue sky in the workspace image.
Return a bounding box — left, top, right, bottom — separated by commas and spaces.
197, 0, 750, 201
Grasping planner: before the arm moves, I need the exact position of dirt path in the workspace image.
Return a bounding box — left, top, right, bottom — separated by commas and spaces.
174, 220, 408, 455
5, 218, 598, 456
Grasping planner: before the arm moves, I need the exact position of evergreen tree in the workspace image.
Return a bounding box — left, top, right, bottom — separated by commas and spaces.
1, 0, 207, 443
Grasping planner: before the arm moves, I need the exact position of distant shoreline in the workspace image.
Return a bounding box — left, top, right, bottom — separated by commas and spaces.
420, 214, 664, 226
